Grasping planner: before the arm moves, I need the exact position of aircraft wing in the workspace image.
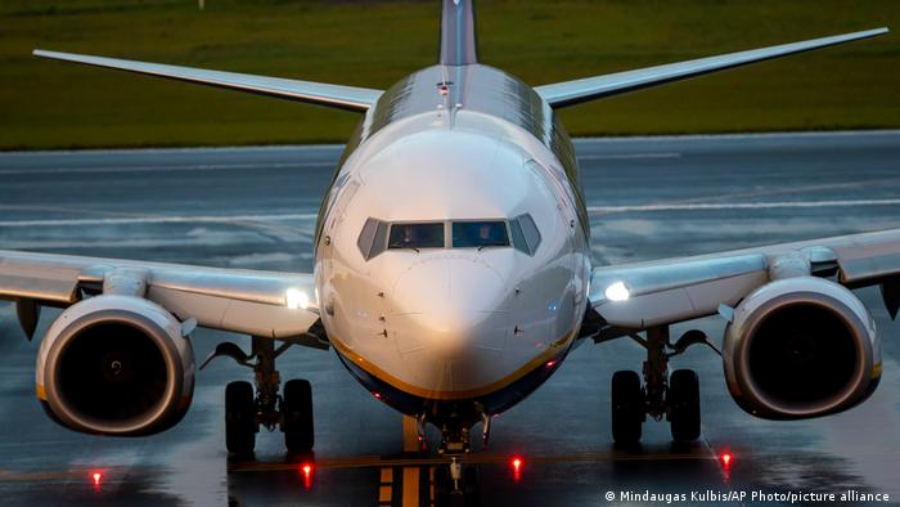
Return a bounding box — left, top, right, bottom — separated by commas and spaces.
536, 28, 888, 108
589, 228, 900, 331
0, 249, 325, 345
33, 50, 382, 112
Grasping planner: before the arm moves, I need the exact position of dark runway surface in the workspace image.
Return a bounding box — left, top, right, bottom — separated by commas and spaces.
1, 131, 899, 506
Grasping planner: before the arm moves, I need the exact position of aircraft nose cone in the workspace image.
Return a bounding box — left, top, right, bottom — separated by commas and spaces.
392, 257, 508, 358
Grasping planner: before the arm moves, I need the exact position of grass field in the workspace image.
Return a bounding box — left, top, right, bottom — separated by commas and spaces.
1, 0, 898, 150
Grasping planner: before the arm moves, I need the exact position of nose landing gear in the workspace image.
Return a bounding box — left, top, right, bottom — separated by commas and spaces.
427, 415, 482, 506
433, 457, 481, 507
205, 336, 315, 455
611, 326, 713, 445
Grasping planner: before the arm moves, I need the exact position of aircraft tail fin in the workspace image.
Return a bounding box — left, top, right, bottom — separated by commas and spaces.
440, 0, 478, 66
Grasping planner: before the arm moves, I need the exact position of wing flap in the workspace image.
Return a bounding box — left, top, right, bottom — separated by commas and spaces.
824, 231, 900, 284
0, 255, 82, 303
33, 49, 382, 112
537, 28, 888, 108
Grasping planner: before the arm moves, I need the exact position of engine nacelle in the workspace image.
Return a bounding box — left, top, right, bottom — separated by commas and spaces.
36, 295, 195, 436
723, 277, 881, 419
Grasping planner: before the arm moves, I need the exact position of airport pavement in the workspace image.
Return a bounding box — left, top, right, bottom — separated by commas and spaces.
0, 131, 899, 506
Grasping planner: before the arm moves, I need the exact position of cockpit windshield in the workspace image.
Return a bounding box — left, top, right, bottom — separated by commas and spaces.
359, 216, 536, 260
388, 223, 444, 250
452, 221, 509, 249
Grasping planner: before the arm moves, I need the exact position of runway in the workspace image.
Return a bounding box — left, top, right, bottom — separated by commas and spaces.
1, 131, 899, 506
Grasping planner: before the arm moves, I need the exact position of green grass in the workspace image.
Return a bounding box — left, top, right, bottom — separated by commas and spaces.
1, 0, 898, 150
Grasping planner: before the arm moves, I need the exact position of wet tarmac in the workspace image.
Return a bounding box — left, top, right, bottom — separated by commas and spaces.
1, 131, 899, 506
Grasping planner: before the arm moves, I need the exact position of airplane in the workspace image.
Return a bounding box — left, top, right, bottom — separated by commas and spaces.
1, 0, 894, 494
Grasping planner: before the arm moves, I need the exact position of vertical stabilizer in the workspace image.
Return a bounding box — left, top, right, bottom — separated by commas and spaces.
440, 0, 478, 66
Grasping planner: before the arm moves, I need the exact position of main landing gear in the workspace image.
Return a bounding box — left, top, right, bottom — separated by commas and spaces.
202, 336, 314, 455
611, 326, 714, 445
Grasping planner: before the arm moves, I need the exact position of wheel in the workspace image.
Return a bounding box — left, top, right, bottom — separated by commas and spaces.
611, 370, 644, 444
282, 379, 315, 453
225, 381, 257, 455
668, 369, 701, 443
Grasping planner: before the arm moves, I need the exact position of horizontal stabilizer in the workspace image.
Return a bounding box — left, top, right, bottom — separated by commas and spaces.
33, 49, 382, 112
536, 28, 889, 108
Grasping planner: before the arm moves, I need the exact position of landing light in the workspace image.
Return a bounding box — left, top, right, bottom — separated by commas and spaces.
286, 288, 310, 310
604, 281, 631, 302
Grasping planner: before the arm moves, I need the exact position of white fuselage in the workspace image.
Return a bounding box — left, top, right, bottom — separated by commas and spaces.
314, 64, 591, 416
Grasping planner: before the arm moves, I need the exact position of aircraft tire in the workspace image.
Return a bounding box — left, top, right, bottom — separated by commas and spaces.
611, 370, 643, 444
282, 379, 315, 453
668, 369, 701, 443
225, 380, 257, 455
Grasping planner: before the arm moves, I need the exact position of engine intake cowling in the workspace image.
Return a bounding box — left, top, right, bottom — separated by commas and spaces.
723, 277, 881, 420
36, 295, 195, 436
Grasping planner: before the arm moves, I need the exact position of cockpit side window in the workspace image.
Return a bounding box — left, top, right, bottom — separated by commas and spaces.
510, 214, 541, 255
452, 221, 509, 249
357, 218, 390, 260
388, 223, 445, 250
509, 219, 528, 254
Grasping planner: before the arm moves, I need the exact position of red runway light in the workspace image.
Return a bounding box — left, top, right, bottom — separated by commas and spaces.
91, 471, 103, 491
721, 452, 733, 466
300, 462, 314, 490
510, 456, 523, 482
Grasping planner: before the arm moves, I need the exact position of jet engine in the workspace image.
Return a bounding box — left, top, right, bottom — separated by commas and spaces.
723, 277, 881, 419
36, 295, 195, 436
